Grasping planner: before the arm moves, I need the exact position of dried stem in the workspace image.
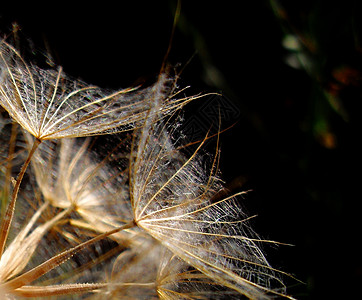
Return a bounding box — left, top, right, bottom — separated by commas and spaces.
12, 283, 108, 297
1, 121, 17, 218
0, 138, 41, 258
0, 220, 136, 293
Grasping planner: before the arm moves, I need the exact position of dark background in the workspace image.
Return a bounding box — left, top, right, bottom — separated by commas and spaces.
1, 1, 361, 299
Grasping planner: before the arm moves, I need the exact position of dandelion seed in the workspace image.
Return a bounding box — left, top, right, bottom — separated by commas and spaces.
28, 134, 137, 244
126, 102, 295, 299
95, 236, 243, 299
0, 215, 135, 298
0, 40, 188, 141
0, 202, 69, 283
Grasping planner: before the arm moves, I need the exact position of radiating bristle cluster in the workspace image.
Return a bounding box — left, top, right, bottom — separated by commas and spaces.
0, 34, 295, 299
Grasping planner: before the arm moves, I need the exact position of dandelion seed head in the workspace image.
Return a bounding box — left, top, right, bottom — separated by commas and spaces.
0, 24, 295, 298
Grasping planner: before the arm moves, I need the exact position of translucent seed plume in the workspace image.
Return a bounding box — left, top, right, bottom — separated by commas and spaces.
0, 40, 190, 141
128, 103, 293, 299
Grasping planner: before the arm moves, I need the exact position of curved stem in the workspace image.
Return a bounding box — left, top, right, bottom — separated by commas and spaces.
0, 138, 41, 259
12, 283, 108, 297
0, 220, 136, 293
2, 122, 18, 217
12, 281, 156, 298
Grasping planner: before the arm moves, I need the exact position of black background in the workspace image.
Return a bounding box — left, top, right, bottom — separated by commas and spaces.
1, 1, 361, 299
